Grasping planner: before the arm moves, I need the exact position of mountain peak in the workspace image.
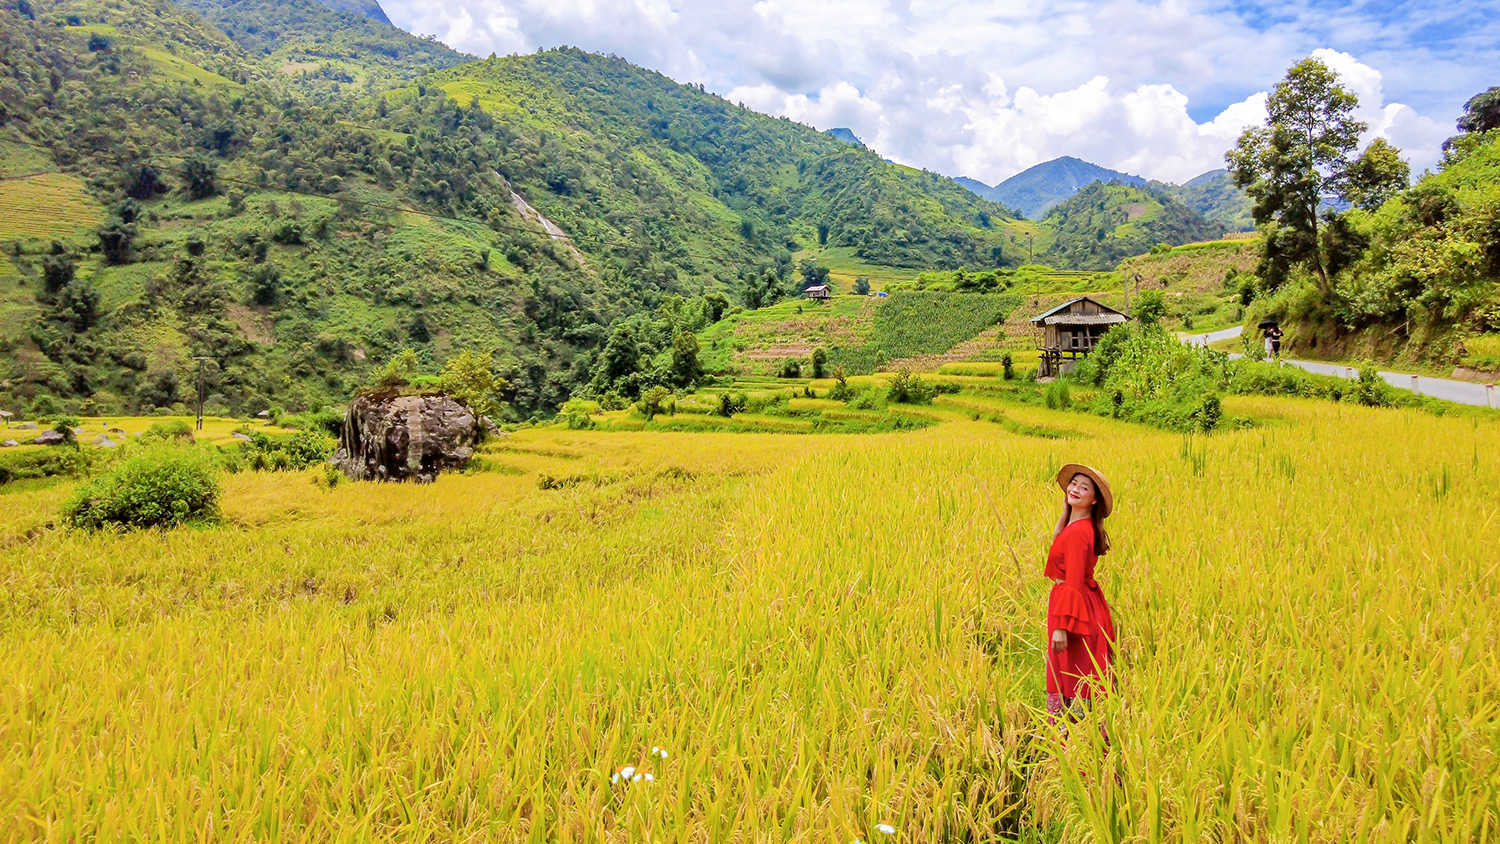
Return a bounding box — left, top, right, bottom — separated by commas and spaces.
825, 127, 864, 146
311, 0, 392, 25
956, 157, 1145, 219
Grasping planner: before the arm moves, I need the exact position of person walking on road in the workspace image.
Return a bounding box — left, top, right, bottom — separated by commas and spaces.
1261, 322, 1283, 359
1045, 464, 1116, 729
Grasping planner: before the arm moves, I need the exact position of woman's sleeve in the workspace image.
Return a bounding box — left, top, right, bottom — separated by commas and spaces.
1047, 527, 1094, 636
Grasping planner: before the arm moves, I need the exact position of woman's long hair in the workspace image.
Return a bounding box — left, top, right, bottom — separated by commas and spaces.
1091, 497, 1111, 556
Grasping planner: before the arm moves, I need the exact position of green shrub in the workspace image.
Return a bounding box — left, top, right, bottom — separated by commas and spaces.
241, 430, 334, 470
559, 398, 598, 429
1002, 353, 1015, 380
0, 448, 92, 484
63, 444, 221, 529
716, 392, 748, 417
142, 420, 196, 443
777, 358, 802, 378
887, 369, 934, 404
827, 369, 855, 401
636, 385, 672, 421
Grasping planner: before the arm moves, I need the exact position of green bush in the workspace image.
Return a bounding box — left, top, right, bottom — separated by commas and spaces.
559, 398, 598, 429
0, 448, 92, 484
63, 444, 221, 529
636, 385, 673, 421
241, 430, 334, 470
142, 420, 196, 443
887, 369, 934, 404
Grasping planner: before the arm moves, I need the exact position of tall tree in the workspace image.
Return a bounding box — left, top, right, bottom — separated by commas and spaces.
1227, 57, 1405, 296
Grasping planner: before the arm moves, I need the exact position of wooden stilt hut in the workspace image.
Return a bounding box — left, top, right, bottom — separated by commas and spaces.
1031, 296, 1130, 378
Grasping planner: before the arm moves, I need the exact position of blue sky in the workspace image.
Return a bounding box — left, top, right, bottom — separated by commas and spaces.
382, 0, 1494, 184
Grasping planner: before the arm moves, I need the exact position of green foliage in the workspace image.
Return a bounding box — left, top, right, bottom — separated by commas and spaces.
1323, 132, 1500, 335
1043, 380, 1072, 410
670, 331, 702, 388
63, 443, 221, 529
1041, 182, 1223, 270
1075, 324, 1234, 432
1133, 290, 1167, 326
1229, 56, 1408, 296
240, 429, 334, 470
866, 292, 1016, 362
852, 277, 871, 295
375, 349, 421, 389
777, 358, 802, 378
827, 368, 854, 401
181, 154, 218, 200
142, 419, 196, 442
559, 398, 597, 429
0, 446, 92, 484
1002, 352, 1015, 380
886, 369, 933, 404
810, 347, 827, 379
439, 350, 506, 421
716, 392, 747, 417
635, 385, 673, 421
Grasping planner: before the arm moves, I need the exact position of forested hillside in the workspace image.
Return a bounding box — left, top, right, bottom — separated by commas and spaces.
0, 0, 1021, 419
177, 0, 469, 88
1039, 181, 1224, 270
1251, 126, 1500, 366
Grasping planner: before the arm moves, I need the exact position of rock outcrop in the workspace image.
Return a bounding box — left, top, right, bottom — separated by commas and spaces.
333, 393, 477, 482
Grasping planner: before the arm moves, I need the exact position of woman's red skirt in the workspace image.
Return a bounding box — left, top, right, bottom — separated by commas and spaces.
1045, 581, 1115, 699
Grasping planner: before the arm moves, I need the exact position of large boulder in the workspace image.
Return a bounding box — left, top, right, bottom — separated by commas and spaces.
33, 429, 66, 445
333, 393, 477, 482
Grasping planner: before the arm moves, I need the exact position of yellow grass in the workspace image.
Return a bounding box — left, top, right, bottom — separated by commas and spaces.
0, 399, 1496, 841
0, 173, 104, 242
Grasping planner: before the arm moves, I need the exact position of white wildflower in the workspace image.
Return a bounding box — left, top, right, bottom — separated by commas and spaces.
876, 823, 895, 835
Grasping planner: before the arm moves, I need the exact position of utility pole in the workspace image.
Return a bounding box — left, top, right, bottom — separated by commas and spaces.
1026, 233, 1034, 265
192, 356, 211, 431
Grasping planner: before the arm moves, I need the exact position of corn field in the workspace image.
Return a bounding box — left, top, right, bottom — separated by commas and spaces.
1, 397, 1497, 841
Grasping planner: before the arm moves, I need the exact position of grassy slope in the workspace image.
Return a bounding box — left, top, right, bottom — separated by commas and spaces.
1041, 181, 1225, 270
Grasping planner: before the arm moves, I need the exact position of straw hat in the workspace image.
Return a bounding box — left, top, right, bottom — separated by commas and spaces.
1056, 463, 1113, 519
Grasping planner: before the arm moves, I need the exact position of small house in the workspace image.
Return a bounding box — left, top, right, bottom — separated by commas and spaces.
1030, 296, 1130, 378
804, 284, 831, 300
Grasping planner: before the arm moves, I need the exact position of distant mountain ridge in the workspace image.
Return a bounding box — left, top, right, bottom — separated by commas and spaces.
960, 157, 1146, 219
825, 128, 864, 146
312, 0, 391, 24
959, 158, 1254, 232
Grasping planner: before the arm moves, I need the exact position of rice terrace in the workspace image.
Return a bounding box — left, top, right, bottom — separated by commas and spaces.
2, 0, 1499, 840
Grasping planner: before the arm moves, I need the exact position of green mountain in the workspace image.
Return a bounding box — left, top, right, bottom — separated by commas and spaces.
963, 156, 1146, 219
1160, 169, 1254, 231
1039, 181, 1225, 270
0, 0, 1021, 419
176, 0, 469, 87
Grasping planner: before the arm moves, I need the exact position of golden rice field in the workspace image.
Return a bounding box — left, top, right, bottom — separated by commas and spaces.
0, 173, 104, 242
1, 397, 1497, 842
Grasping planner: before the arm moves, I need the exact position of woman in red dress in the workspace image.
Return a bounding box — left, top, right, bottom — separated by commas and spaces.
1045, 463, 1116, 723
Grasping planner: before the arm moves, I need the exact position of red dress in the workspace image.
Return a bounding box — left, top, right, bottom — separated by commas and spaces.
1044, 518, 1115, 700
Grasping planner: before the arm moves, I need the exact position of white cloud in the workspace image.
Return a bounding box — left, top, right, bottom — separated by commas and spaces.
381, 0, 1481, 185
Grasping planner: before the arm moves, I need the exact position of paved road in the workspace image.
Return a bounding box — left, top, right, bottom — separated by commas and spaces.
1180, 325, 1497, 408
